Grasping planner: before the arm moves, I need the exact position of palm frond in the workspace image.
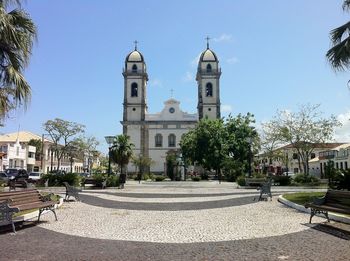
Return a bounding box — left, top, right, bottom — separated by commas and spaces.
326, 33, 350, 71
343, 0, 350, 11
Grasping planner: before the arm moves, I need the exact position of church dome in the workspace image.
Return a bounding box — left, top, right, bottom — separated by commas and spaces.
199, 48, 218, 62
125, 50, 144, 62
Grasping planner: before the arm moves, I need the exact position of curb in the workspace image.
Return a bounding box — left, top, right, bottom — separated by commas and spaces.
278, 195, 350, 224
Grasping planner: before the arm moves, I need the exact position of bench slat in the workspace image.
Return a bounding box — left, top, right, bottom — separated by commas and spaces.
13, 201, 56, 211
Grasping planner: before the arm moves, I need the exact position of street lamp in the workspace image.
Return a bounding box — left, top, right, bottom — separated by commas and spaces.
105, 136, 115, 176
246, 137, 253, 177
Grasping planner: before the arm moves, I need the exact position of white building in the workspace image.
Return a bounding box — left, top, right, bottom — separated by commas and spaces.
0, 131, 84, 173
121, 43, 221, 173
0, 132, 36, 171
256, 143, 345, 176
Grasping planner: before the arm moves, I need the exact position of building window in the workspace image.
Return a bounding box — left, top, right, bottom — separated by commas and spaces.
310, 153, 316, 159
206, 83, 213, 97
345, 162, 348, 169
132, 64, 138, 73
155, 134, 163, 147
340, 162, 344, 170
28, 152, 35, 158
292, 153, 298, 160
336, 162, 339, 169
131, 83, 138, 97
206, 64, 212, 73
168, 134, 176, 147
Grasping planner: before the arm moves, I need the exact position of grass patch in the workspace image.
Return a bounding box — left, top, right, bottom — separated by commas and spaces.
283, 192, 326, 205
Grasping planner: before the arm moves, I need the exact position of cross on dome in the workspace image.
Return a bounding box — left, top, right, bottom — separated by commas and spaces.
205, 36, 210, 49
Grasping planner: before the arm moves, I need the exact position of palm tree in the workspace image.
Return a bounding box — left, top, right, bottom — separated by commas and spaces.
326, 1, 350, 71
110, 135, 134, 187
0, 0, 37, 119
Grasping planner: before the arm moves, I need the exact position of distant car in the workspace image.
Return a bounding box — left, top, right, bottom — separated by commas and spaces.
0, 171, 9, 183
28, 172, 42, 181
79, 172, 90, 177
282, 171, 296, 179
5, 168, 28, 180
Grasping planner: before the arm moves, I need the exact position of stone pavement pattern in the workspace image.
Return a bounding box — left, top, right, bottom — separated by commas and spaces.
0, 181, 349, 260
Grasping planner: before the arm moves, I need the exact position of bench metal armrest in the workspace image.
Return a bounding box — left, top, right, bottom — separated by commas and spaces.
305, 196, 326, 208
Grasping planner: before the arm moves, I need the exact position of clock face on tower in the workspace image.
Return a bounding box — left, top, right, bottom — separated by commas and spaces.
169, 107, 175, 113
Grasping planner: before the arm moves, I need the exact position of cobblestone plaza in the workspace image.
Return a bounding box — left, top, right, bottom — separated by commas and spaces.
1, 182, 349, 260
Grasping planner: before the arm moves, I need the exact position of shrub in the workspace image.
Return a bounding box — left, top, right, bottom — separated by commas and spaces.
272, 176, 291, 186
60, 173, 81, 186
200, 172, 209, 180
107, 175, 119, 187
92, 173, 106, 187
0, 180, 6, 187
253, 173, 265, 179
42, 173, 80, 186
237, 176, 246, 186
192, 176, 201, 181
155, 176, 165, 181
293, 173, 320, 185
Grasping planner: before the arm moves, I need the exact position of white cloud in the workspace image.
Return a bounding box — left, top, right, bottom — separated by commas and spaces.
334, 111, 350, 142
149, 78, 162, 88
190, 53, 201, 67
221, 104, 233, 114
213, 33, 233, 43
227, 57, 239, 64
182, 71, 194, 82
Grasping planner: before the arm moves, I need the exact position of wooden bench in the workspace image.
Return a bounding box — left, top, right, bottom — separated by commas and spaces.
0, 189, 58, 233
245, 178, 266, 187
81, 178, 106, 189
304, 190, 350, 223
63, 182, 81, 201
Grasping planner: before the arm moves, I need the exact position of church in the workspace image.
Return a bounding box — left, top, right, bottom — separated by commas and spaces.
121, 42, 222, 174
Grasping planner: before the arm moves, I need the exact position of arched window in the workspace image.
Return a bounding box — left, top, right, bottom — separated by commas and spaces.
206, 83, 213, 97
206, 64, 212, 73
131, 83, 138, 97
132, 64, 138, 73
155, 134, 163, 147
168, 134, 176, 147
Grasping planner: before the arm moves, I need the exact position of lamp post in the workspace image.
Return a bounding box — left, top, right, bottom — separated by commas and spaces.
246, 137, 252, 177
105, 136, 115, 176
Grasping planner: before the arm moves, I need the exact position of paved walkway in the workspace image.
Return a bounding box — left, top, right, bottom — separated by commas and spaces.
0, 181, 349, 260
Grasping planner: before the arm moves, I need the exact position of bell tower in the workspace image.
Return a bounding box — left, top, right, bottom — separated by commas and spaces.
121, 42, 149, 158
196, 38, 221, 119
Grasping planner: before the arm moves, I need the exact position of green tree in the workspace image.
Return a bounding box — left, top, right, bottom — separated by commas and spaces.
326, 1, 350, 71
43, 118, 85, 170
166, 150, 177, 181
180, 114, 258, 182
110, 134, 134, 176
72, 136, 99, 172
225, 113, 259, 176
0, 0, 37, 121
132, 154, 154, 183
267, 104, 341, 175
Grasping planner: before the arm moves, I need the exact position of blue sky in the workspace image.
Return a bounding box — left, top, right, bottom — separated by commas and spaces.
2, 0, 350, 152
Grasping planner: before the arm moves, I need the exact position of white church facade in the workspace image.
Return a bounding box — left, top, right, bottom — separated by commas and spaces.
121, 42, 222, 173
